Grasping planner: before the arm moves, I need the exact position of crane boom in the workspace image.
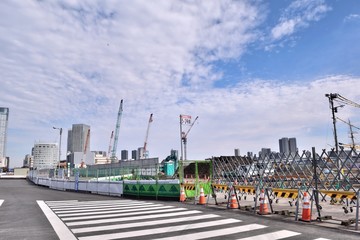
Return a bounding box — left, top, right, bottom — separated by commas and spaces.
183, 116, 198, 139
143, 113, 153, 159
111, 100, 124, 162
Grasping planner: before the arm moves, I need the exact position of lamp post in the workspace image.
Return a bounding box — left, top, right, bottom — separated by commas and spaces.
53, 126, 62, 169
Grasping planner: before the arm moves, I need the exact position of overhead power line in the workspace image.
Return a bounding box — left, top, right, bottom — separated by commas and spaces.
334, 94, 360, 108
336, 117, 360, 131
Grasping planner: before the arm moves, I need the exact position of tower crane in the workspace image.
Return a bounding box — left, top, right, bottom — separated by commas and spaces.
181, 116, 198, 161
107, 131, 114, 163
111, 100, 124, 163
81, 129, 90, 168
142, 113, 153, 159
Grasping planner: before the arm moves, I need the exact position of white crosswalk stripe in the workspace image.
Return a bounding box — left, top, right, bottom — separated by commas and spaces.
0, 199, 4, 207
39, 200, 332, 240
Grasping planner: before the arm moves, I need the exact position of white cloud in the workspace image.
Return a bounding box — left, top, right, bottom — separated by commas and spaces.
0, 1, 358, 168
344, 14, 360, 22
270, 0, 331, 40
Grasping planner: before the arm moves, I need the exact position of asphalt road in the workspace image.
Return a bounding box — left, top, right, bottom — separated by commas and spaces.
0, 179, 359, 240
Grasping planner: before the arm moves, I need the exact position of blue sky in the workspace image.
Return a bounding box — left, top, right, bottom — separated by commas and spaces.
1, 0, 360, 168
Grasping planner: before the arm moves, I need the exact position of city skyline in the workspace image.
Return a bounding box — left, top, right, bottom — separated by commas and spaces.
1, 1, 359, 167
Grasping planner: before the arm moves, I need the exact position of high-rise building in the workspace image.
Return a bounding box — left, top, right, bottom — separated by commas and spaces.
33, 142, 58, 169
138, 147, 144, 159
279, 137, 297, 155
0, 107, 9, 168
67, 124, 91, 166
121, 150, 128, 160
289, 138, 297, 154
234, 148, 240, 156
131, 150, 137, 160
279, 137, 290, 154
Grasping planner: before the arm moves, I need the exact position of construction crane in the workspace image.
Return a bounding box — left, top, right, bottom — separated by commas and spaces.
142, 113, 153, 159
181, 116, 198, 161
107, 131, 114, 163
81, 129, 90, 168
111, 100, 124, 163
339, 143, 360, 150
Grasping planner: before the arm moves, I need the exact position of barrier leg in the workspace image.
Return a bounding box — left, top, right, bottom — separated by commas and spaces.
355, 190, 359, 231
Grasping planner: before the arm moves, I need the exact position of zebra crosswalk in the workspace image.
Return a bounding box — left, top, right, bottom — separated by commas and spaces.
0, 199, 4, 207
38, 199, 332, 240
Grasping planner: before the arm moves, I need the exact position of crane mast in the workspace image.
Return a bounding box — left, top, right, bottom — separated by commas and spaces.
182, 116, 198, 161
111, 100, 123, 163
142, 113, 153, 159
107, 131, 114, 163
81, 129, 90, 168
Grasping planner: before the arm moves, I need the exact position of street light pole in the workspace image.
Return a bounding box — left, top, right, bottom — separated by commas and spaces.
53, 127, 62, 169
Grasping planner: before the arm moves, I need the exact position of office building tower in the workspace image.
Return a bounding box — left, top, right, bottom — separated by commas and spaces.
121, 150, 128, 160
132, 150, 137, 160
0, 107, 9, 168
289, 138, 297, 154
67, 124, 91, 166
279, 137, 297, 155
138, 147, 145, 159
259, 148, 271, 158
279, 137, 290, 155
234, 148, 240, 156
33, 142, 58, 169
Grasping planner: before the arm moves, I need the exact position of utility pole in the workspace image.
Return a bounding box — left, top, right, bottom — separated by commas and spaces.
325, 93, 340, 153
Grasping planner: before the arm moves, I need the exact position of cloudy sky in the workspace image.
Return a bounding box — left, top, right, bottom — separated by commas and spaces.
1, 0, 360, 168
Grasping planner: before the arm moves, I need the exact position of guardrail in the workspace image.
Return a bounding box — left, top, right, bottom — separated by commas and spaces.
28, 175, 179, 199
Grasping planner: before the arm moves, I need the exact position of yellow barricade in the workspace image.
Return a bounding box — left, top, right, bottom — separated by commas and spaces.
183, 183, 195, 191
234, 185, 255, 194
212, 184, 228, 191
319, 190, 357, 200
272, 188, 299, 199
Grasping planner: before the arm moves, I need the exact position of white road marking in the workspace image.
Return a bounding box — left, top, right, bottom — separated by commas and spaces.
78, 218, 242, 240
62, 207, 188, 221
58, 205, 174, 217
72, 214, 221, 233
66, 209, 202, 226
45, 200, 79, 204
0, 199, 4, 207
53, 203, 162, 213
46, 200, 132, 206
48, 201, 144, 209
37, 200, 77, 240
153, 224, 268, 240
237, 230, 301, 240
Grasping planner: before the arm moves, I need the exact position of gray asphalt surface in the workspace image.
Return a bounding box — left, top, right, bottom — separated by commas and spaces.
0, 179, 119, 240
0, 179, 359, 240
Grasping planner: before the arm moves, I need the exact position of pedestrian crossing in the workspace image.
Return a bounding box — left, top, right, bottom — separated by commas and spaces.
0, 199, 4, 207
38, 199, 332, 240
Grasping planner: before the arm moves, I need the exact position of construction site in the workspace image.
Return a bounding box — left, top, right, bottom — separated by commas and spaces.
29, 93, 360, 231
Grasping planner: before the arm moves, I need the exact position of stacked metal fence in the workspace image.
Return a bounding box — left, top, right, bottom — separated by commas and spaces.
212, 148, 359, 192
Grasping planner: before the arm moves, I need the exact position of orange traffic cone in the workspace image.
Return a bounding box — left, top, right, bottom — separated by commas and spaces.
229, 188, 238, 209
259, 189, 269, 215
198, 187, 206, 205
180, 185, 186, 202
301, 192, 311, 221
